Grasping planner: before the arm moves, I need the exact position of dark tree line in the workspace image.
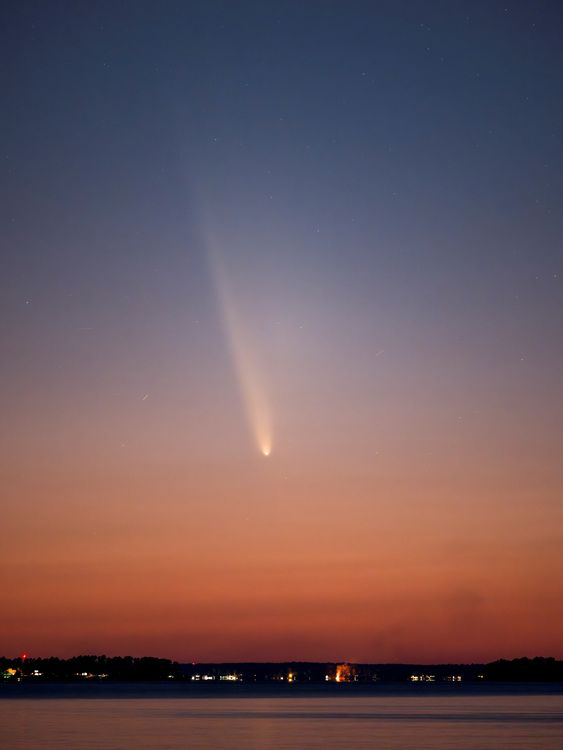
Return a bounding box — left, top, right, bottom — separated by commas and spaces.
483, 657, 563, 682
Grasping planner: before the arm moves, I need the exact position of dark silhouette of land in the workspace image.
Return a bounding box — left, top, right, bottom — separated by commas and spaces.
2, 655, 563, 683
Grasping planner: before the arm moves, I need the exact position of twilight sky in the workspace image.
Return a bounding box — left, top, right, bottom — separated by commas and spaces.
1, 0, 562, 663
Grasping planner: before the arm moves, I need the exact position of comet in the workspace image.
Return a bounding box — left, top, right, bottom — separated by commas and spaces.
208, 241, 273, 457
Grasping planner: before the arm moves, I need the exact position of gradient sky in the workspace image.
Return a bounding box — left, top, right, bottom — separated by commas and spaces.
2, 0, 562, 663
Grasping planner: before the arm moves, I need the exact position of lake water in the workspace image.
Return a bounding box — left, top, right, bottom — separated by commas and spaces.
2, 685, 563, 749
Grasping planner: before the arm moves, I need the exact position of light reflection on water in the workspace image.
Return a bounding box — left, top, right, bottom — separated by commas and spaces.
3, 695, 563, 749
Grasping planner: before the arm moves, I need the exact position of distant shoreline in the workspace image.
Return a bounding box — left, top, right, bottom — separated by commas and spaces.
3, 656, 563, 685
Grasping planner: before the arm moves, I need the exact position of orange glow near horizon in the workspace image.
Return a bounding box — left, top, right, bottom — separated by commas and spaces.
2, 441, 563, 662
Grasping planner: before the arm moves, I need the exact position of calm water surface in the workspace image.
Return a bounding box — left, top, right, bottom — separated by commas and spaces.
2, 688, 563, 749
